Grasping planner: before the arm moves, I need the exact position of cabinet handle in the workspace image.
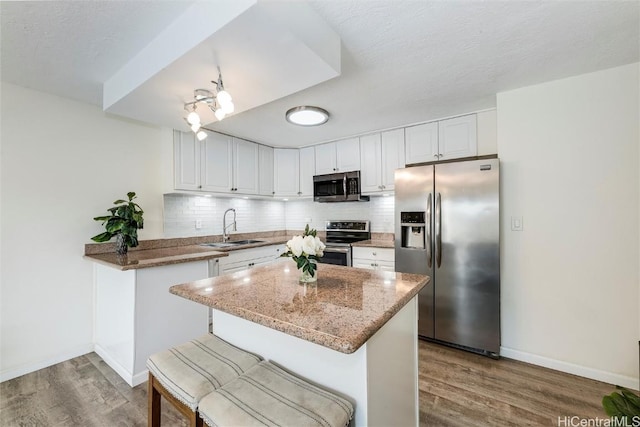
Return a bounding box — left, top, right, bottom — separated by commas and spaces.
438, 154, 443, 158
297, 192, 302, 195
382, 185, 385, 189
198, 185, 202, 189
272, 192, 275, 195
433, 154, 439, 158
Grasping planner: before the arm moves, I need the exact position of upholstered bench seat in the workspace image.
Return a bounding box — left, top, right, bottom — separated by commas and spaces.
198, 361, 354, 427
146, 334, 262, 426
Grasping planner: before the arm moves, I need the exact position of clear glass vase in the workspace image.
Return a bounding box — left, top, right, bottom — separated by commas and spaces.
299, 269, 317, 284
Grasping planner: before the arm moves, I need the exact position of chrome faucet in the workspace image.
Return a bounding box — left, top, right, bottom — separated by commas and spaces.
222, 208, 237, 242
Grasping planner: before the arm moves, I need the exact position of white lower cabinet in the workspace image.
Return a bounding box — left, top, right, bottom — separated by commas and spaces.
218, 244, 285, 274
94, 260, 213, 387
352, 247, 395, 272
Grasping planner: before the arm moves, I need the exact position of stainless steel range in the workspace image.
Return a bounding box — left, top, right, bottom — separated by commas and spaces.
319, 221, 371, 266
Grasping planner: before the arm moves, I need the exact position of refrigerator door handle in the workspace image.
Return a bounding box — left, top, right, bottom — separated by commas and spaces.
426, 193, 432, 268
435, 192, 442, 268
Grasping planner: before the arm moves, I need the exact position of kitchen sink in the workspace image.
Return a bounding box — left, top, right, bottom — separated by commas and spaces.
227, 239, 265, 245
200, 239, 265, 248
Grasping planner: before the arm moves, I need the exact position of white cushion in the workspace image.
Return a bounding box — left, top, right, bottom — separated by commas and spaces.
146, 334, 262, 411
199, 361, 354, 427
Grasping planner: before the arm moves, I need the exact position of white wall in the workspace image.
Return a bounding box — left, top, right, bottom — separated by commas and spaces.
498, 63, 639, 388
0, 83, 174, 381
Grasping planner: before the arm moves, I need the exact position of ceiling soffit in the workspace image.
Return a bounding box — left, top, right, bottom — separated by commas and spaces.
103, 1, 341, 132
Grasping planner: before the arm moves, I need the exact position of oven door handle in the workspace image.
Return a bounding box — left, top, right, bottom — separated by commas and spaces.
323, 247, 351, 254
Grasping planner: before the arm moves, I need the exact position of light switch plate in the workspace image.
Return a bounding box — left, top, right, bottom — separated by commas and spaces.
195, 219, 202, 229
511, 216, 523, 231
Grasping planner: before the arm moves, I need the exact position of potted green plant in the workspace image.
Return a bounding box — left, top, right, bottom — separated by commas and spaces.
602, 386, 640, 424
91, 192, 144, 255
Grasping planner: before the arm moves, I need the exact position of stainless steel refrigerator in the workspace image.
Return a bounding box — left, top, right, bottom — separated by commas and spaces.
395, 158, 500, 357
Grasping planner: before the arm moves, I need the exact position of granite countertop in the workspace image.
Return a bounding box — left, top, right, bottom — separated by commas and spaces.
84, 236, 290, 271
170, 261, 429, 354
83, 245, 228, 271
351, 239, 395, 249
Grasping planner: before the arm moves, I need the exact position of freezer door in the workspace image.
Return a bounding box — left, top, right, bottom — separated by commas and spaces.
394, 165, 435, 338
434, 159, 500, 353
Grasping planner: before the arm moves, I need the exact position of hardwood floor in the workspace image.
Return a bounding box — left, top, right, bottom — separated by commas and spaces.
1, 341, 616, 426
418, 341, 614, 426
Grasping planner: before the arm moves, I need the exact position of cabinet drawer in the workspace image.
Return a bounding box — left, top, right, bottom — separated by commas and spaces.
352, 247, 394, 262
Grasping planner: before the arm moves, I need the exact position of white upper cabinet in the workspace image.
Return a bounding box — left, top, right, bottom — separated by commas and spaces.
174, 131, 260, 195
315, 142, 336, 175
201, 132, 233, 193
337, 137, 360, 172
232, 138, 259, 194
174, 130, 200, 191
405, 114, 477, 164
405, 122, 438, 164
258, 145, 274, 196
273, 148, 300, 197
315, 138, 361, 174
360, 129, 405, 194
299, 146, 315, 197
359, 133, 382, 193
476, 109, 497, 156
438, 114, 477, 160
380, 128, 405, 190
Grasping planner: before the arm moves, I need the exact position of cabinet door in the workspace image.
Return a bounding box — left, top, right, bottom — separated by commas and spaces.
233, 138, 259, 195
405, 122, 438, 164
336, 137, 360, 172
258, 145, 274, 196
174, 130, 200, 191
201, 132, 233, 193
438, 114, 477, 160
376, 261, 395, 272
359, 133, 382, 194
274, 149, 300, 196
381, 128, 405, 191
221, 264, 250, 274
299, 147, 315, 197
315, 142, 336, 175
352, 259, 375, 270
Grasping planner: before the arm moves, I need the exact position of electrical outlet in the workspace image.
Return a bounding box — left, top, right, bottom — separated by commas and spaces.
195, 219, 202, 229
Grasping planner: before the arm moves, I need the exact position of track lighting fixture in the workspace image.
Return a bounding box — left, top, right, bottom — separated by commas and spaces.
183, 67, 234, 140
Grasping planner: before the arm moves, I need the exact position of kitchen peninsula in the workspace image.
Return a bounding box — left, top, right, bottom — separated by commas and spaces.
170, 260, 429, 427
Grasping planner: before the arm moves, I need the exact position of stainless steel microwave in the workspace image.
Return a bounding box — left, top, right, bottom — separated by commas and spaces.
313, 171, 370, 202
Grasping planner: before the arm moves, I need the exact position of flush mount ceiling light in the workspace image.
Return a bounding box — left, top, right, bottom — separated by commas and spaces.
285, 106, 329, 126
183, 67, 235, 140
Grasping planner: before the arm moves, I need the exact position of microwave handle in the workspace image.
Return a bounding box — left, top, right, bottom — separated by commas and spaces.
343, 174, 347, 196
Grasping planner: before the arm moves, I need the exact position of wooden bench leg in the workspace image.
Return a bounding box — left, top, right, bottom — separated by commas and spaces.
149, 372, 161, 427
148, 371, 203, 427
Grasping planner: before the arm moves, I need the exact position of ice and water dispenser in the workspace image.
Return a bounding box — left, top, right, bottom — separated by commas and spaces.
401, 211, 426, 249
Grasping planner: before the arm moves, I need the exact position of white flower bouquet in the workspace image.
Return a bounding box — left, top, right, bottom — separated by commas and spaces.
281, 224, 326, 282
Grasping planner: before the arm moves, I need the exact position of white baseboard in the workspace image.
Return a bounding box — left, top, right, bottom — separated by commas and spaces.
500, 346, 639, 390
0, 343, 94, 383
93, 344, 147, 387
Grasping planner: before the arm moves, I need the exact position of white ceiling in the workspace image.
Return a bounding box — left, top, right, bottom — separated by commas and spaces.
2, 1, 638, 148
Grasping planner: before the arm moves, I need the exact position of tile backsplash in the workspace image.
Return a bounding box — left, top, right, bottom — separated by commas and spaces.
163, 195, 286, 238
163, 194, 395, 237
